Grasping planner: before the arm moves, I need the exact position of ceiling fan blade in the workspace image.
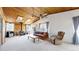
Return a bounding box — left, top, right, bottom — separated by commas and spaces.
40, 13, 48, 18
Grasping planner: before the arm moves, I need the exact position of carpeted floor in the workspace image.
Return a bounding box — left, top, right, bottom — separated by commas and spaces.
0, 35, 79, 51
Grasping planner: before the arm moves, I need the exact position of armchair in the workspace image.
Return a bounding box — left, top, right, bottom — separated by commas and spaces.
50, 31, 65, 45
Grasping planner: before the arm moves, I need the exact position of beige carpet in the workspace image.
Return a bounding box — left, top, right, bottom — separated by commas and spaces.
0, 35, 79, 51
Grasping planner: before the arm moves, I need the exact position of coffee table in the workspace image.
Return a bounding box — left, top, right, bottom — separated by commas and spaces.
28, 34, 39, 43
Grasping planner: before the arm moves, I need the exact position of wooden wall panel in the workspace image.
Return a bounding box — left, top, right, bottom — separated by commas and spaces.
22, 24, 26, 32
2, 7, 79, 24
14, 23, 21, 32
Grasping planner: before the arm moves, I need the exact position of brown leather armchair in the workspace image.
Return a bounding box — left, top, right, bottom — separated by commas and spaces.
50, 31, 65, 45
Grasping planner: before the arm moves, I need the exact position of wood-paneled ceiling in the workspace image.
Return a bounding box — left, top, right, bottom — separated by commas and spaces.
2, 7, 79, 24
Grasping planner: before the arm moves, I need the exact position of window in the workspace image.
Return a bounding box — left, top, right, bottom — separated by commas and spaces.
26, 24, 34, 34
39, 22, 49, 32
6, 23, 14, 31
26, 24, 31, 32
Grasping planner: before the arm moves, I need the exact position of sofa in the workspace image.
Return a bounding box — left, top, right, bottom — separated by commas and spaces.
34, 32, 48, 40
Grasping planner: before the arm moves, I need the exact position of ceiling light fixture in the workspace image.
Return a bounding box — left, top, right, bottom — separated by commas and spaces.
16, 16, 23, 22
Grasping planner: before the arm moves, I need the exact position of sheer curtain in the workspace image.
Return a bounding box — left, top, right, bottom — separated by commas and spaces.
73, 16, 79, 44
77, 24, 79, 43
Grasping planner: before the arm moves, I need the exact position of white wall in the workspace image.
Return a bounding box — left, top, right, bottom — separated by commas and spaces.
32, 9, 79, 43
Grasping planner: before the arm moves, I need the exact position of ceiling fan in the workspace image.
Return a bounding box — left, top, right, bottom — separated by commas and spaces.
39, 13, 48, 18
